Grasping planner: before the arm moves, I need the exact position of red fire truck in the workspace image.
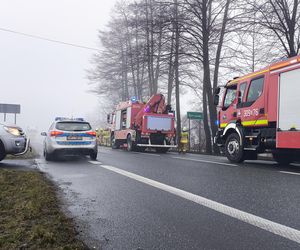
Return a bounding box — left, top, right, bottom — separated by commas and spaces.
214, 55, 300, 164
107, 94, 176, 153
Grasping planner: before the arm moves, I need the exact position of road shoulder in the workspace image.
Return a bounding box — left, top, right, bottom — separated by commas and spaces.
0, 161, 87, 249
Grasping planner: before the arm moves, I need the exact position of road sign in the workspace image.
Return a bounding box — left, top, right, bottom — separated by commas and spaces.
0, 104, 21, 114
187, 111, 203, 120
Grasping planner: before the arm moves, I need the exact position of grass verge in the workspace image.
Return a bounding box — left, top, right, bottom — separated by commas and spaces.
5, 147, 38, 160
0, 169, 87, 249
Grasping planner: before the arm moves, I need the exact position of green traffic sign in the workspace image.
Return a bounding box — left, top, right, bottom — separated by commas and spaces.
187, 111, 203, 120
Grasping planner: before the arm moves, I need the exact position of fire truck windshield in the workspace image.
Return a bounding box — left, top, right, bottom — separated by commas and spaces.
223, 87, 237, 108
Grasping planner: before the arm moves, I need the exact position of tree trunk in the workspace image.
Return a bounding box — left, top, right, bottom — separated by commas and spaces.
167, 31, 175, 105
174, 0, 181, 145
202, 85, 212, 154
212, 0, 230, 90
121, 45, 129, 101
145, 0, 154, 95
153, 19, 163, 94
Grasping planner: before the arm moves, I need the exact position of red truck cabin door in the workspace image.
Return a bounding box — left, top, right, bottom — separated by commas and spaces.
220, 85, 237, 128
277, 67, 300, 148
237, 76, 267, 127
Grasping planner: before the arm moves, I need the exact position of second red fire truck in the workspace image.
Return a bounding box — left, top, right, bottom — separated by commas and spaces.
107, 94, 176, 153
214, 55, 300, 164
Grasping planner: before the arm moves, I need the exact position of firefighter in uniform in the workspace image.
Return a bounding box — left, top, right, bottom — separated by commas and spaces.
102, 129, 110, 146
179, 127, 189, 153
97, 129, 104, 145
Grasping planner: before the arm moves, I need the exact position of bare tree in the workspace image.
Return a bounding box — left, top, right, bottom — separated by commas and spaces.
253, 0, 300, 57
181, 0, 233, 153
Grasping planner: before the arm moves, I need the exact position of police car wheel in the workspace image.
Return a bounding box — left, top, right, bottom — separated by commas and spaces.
90, 152, 97, 160
44, 149, 53, 161
225, 133, 245, 163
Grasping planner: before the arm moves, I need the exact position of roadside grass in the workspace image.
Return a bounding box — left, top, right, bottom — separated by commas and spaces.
6, 146, 38, 160
0, 169, 87, 249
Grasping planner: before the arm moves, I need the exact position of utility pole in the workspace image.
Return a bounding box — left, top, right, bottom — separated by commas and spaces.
174, 0, 181, 146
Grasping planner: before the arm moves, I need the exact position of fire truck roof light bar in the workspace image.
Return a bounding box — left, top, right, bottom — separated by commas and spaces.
227, 57, 300, 86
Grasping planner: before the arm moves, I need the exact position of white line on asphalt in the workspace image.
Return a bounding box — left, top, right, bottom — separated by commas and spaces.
98, 164, 300, 244
279, 171, 300, 176
172, 156, 238, 167
88, 161, 102, 165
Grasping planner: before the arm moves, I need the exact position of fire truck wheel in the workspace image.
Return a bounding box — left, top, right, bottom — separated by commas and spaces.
224, 133, 245, 163
156, 147, 169, 153
111, 134, 120, 149
127, 134, 136, 152
272, 152, 293, 165
137, 147, 146, 152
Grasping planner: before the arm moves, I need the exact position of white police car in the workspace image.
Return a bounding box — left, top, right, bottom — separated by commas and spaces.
41, 117, 98, 161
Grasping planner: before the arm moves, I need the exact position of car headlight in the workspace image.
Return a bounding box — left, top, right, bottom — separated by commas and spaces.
4, 126, 21, 136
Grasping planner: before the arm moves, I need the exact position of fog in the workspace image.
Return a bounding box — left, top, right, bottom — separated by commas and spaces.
0, 0, 117, 133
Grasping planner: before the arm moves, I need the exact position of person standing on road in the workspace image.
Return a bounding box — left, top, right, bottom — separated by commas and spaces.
179, 127, 189, 153
97, 129, 104, 146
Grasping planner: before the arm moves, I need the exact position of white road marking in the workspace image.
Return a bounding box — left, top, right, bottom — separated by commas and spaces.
279, 171, 300, 176
172, 156, 238, 167
167, 152, 179, 155
88, 161, 102, 165
98, 150, 112, 154
98, 164, 300, 244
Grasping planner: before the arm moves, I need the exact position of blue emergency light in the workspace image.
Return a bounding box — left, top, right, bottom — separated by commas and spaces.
55, 117, 85, 121
131, 96, 137, 103
55, 117, 68, 121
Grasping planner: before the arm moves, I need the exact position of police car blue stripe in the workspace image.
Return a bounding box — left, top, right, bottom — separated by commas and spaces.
56, 141, 92, 145
55, 133, 95, 138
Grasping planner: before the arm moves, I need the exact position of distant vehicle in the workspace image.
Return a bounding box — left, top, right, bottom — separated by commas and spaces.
0, 122, 30, 161
107, 94, 176, 153
41, 117, 97, 161
214, 55, 300, 164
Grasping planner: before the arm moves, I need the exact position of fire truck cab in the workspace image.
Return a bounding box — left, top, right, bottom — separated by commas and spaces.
214, 55, 300, 164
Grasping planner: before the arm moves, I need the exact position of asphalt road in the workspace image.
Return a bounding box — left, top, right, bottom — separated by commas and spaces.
34, 146, 300, 250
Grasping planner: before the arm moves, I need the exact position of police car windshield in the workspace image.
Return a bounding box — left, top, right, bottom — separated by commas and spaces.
55, 122, 91, 131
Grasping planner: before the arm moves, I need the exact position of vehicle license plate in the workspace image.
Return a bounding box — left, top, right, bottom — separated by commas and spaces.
67, 136, 82, 140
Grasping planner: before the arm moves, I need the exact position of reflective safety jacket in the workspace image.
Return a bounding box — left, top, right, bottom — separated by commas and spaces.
180, 131, 189, 144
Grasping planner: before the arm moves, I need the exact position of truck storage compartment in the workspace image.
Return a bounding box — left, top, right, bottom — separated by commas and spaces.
277, 67, 300, 148
145, 116, 172, 131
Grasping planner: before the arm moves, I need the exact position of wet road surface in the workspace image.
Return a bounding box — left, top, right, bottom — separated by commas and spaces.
35, 146, 300, 250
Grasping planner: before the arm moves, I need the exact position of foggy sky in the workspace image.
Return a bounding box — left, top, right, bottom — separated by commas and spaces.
0, 0, 117, 132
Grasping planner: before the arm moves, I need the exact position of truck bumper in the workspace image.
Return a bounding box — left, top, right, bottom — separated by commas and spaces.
136, 143, 177, 148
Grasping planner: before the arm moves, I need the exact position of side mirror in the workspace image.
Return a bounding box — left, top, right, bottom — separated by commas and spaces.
41, 132, 47, 136
213, 94, 219, 106
214, 87, 221, 95
237, 90, 242, 104
107, 114, 110, 124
